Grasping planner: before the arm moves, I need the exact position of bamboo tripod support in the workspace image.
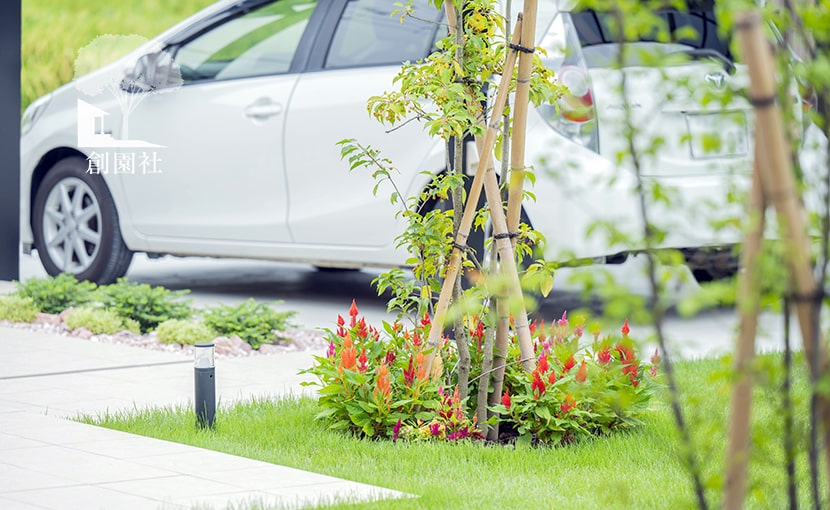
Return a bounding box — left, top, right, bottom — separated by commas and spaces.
724, 12, 830, 508
422, 14, 536, 375
506, 0, 537, 239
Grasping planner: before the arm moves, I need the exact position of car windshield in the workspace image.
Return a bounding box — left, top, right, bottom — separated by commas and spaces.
569, 1, 731, 68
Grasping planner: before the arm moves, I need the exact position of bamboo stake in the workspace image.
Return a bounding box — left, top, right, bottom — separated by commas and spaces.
723, 144, 766, 510
735, 12, 830, 499
506, 0, 538, 243
422, 16, 527, 374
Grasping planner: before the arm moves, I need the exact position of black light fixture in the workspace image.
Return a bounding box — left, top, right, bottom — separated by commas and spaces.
194, 342, 215, 429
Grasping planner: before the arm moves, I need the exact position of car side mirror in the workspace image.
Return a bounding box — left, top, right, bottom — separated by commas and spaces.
121, 51, 182, 93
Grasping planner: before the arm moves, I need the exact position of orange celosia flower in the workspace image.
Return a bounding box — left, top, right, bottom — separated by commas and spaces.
339, 334, 356, 371
576, 360, 587, 383
374, 363, 391, 400
415, 351, 427, 380
560, 394, 576, 414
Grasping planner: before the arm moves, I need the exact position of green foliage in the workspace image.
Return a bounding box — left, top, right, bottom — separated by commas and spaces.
15, 273, 96, 314
156, 319, 215, 346
65, 306, 140, 335
203, 298, 295, 349
0, 295, 39, 323
491, 315, 661, 445
96, 278, 192, 333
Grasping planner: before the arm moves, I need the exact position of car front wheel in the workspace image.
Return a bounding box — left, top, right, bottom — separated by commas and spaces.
32, 157, 133, 284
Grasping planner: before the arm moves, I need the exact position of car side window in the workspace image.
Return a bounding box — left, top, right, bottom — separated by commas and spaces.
174, 0, 318, 83
325, 0, 442, 69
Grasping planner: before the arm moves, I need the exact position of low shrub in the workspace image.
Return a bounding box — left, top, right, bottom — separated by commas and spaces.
97, 278, 192, 333
157, 319, 215, 345
15, 273, 96, 314
302, 301, 479, 440
304, 303, 661, 445
0, 295, 39, 322
490, 315, 662, 446
203, 298, 295, 349
65, 307, 140, 335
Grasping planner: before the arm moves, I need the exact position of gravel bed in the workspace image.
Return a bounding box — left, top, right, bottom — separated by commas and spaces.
0, 312, 328, 358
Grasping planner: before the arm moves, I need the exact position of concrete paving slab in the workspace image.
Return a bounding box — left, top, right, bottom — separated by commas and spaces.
0, 323, 408, 509
4, 484, 184, 510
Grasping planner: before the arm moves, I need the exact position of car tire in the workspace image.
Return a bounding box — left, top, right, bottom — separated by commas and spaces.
32, 156, 133, 284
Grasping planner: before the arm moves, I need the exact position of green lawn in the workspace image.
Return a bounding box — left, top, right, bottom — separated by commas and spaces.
22, 0, 215, 112
84, 356, 824, 509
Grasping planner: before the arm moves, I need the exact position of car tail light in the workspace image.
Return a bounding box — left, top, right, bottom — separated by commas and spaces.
539, 15, 599, 153
553, 65, 598, 151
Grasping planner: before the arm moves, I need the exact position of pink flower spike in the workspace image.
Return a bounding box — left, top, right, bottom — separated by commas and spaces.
651, 348, 660, 365
430, 422, 442, 436
326, 341, 336, 359
558, 311, 568, 327
574, 325, 584, 338
393, 419, 402, 443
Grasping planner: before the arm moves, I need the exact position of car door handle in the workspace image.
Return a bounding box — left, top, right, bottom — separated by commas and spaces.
244, 99, 283, 120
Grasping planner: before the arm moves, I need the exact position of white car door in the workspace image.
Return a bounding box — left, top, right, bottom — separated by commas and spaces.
118, 0, 319, 244
284, 0, 444, 248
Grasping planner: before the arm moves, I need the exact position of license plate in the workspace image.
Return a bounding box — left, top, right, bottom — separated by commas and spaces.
686, 112, 749, 159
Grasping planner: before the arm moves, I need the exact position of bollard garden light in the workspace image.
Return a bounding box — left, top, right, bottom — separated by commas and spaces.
194, 342, 215, 429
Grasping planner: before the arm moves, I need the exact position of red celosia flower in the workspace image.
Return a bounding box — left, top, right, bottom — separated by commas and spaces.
357, 318, 368, 338
576, 360, 587, 383
537, 320, 546, 344
501, 390, 511, 410
349, 299, 359, 327
529, 320, 537, 336
412, 331, 422, 347
548, 370, 557, 385
560, 394, 576, 414
597, 348, 611, 365
650, 348, 660, 365
384, 349, 397, 365
403, 355, 415, 386
357, 348, 368, 372
421, 313, 431, 326
336, 315, 346, 337
531, 370, 546, 399
621, 318, 630, 336
563, 356, 575, 373
649, 348, 660, 377
615, 343, 634, 364
537, 353, 549, 374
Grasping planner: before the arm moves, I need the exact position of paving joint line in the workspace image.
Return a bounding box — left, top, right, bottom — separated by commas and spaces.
0, 360, 192, 381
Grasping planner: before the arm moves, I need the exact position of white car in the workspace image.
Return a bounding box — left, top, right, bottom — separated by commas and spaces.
21, 0, 750, 284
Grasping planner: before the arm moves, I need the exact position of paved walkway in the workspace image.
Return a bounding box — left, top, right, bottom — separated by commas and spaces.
0, 326, 406, 509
